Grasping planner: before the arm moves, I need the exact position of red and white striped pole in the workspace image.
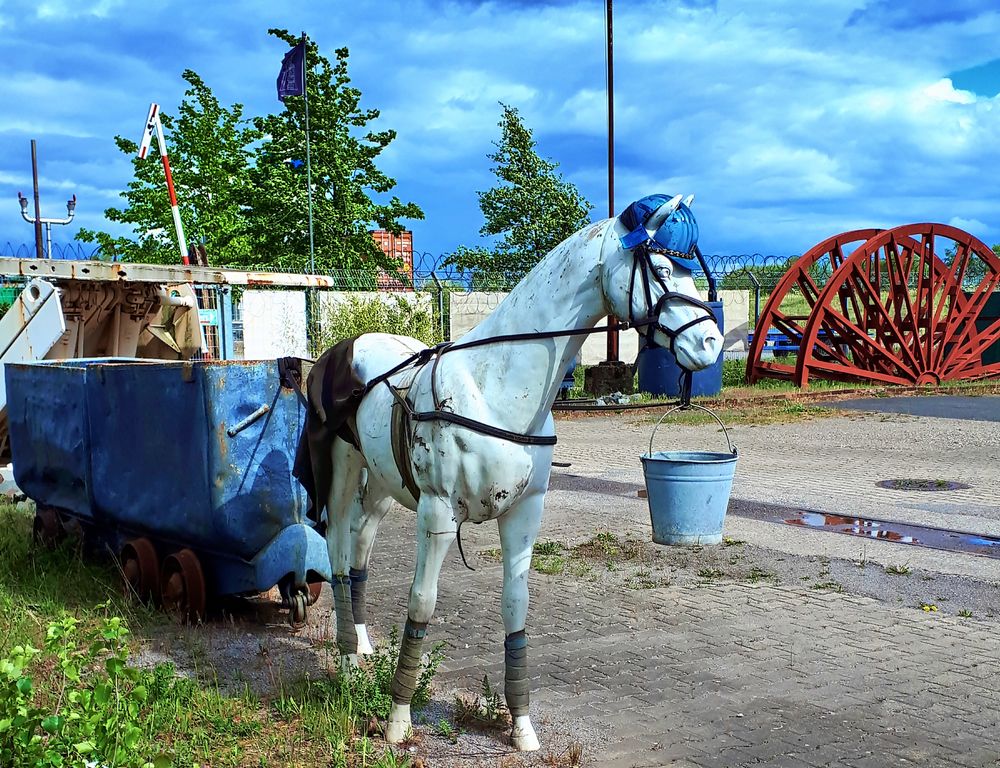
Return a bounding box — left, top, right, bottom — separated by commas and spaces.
138, 103, 189, 265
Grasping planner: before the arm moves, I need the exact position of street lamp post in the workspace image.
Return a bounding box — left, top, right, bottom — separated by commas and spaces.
18, 191, 76, 259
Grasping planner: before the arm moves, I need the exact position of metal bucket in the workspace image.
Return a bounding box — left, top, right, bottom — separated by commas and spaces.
640, 405, 738, 546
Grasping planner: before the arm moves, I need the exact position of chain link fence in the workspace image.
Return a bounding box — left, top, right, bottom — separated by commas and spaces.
0, 243, 804, 360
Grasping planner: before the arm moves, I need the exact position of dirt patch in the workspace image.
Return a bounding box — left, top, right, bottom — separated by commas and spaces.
528, 528, 1000, 621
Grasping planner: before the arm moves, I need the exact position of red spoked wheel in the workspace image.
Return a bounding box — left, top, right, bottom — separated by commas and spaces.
747, 230, 881, 384
794, 224, 1000, 387
161, 548, 207, 623
121, 538, 160, 604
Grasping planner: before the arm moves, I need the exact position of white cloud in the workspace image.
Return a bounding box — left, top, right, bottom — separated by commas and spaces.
4, 0, 1000, 255
36, 0, 125, 19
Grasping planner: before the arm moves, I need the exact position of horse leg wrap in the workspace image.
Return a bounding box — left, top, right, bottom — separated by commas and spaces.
504, 630, 530, 718
332, 575, 357, 655
391, 619, 428, 705
349, 567, 368, 625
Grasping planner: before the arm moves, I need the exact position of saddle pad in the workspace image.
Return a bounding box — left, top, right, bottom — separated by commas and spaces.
293, 337, 366, 522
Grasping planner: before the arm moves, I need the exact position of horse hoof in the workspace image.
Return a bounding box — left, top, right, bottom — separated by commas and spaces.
355, 624, 374, 655
385, 718, 411, 744
385, 703, 411, 744
511, 716, 540, 752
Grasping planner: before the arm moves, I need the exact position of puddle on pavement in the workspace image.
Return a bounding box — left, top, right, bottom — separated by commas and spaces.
549, 473, 1000, 560
781, 510, 1000, 559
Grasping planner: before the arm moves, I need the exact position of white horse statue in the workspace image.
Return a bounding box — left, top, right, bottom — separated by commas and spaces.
299, 194, 723, 751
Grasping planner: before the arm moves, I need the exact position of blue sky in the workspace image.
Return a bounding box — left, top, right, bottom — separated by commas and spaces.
1, 0, 999, 261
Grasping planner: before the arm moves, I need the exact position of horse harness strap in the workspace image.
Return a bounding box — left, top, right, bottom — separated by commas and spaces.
628, 241, 717, 360
388, 384, 423, 503
382, 359, 557, 455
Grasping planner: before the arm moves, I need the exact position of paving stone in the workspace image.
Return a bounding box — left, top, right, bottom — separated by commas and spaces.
357, 413, 1000, 767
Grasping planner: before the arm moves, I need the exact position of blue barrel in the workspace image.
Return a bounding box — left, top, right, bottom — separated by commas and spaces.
640, 405, 737, 545
637, 301, 724, 397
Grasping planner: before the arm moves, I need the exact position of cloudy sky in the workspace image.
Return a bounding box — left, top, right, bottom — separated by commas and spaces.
1, 0, 999, 262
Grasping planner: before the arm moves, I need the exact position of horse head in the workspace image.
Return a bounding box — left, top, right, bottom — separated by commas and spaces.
603, 194, 724, 371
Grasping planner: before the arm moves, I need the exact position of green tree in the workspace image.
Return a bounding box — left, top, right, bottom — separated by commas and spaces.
78, 70, 258, 265
445, 103, 592, 286
248, 30, 424, 275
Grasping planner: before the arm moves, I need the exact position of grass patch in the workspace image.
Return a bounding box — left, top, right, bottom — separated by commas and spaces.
477, 547, 502, 563
625, 569, 669, 590
811, 581, 844, 593
572, 531, 643, 565
0, 503, 436, 767
531, 540, 567, 576
655, 399, 843, 427
885, 564, 912, 576
746, 567, 776, 583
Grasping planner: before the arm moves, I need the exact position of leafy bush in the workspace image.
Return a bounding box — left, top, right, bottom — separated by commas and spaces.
0, 610, 167, 768
313, 294, 439, 355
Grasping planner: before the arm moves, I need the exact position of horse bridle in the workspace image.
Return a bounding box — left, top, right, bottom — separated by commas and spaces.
627, 242, 717, 364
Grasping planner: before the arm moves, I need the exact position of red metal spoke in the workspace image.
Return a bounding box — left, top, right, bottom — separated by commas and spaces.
942, 313, 1000, 377
796, 271, 823, 306
845, 261, 923, 372
804, 357, 915, 385
937, 273, 1000, 369
814, 309, 915, 376
883, 237, 923, 365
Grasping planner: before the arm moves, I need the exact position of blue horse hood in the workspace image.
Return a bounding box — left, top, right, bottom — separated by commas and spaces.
619, 194, 700, 271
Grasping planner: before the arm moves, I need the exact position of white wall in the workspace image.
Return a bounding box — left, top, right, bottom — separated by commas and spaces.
449, 292, 507, 340
241, 290, 309, 359
238, 286, 750, 364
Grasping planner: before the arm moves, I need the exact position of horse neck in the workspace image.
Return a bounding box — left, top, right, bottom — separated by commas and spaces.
455, 222, 613, 430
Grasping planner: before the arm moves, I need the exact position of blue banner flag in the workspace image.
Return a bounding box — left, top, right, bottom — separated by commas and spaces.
277, 40, 306, 101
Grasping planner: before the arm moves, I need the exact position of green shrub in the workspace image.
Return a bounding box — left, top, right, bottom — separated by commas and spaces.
0, 610, 167, 768
313, 294, 439, 355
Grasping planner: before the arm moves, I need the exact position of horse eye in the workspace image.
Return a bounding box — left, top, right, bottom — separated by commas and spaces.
655, 265, 672, 279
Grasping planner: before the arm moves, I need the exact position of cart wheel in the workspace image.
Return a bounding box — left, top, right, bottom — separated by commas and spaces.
121, 538, 160, 604
289, 591, 308, 629
32, 506, 62, 548
306, 581, 324, 606
161, 548, 207, 623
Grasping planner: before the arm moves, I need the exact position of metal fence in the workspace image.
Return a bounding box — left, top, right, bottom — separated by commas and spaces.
0, 243, 798, 345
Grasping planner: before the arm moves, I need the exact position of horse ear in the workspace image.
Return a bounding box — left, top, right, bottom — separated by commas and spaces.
682, 194, 695, 207
644, 194, 683, 236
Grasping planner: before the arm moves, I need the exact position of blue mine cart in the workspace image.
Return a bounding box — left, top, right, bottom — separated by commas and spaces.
5, 358, 331, 625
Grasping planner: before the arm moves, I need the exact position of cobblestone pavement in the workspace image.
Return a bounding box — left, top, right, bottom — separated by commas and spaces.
359, 409, 1000, 768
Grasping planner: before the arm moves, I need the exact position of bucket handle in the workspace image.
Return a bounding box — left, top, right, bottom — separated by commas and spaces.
648, 404, 737, 457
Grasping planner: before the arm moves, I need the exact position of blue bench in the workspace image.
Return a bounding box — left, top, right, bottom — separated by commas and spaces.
748, 329, 798, 356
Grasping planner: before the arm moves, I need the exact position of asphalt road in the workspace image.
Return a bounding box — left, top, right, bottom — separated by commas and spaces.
824, 394, 1000, 422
